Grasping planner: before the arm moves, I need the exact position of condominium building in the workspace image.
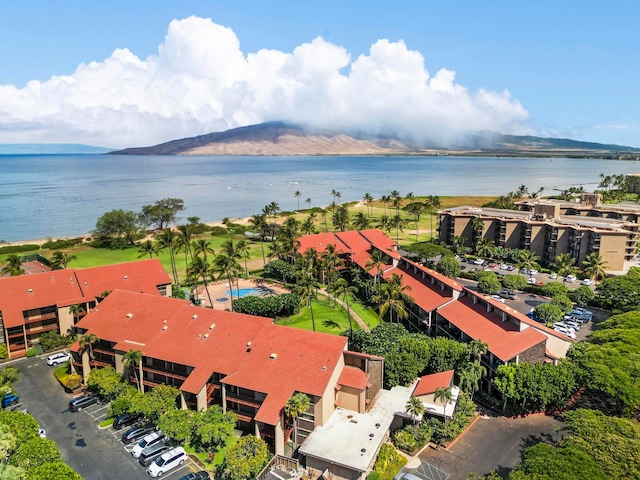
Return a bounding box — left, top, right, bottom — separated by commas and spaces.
70, 289, 384, 457
0, 259, 171, 357
438, 194, 639, 270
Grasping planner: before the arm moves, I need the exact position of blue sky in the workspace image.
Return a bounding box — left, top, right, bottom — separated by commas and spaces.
0, 1, 638, 148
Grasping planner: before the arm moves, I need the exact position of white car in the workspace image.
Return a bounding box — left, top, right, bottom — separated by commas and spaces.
473, 258, 484, 265
46, 352, 71, 366
554, 327, 576, 339
581, 278, 594, 286
499, 263, 509, 270
528, 269, 539, 276
132, 431, 164, 458
490, 295, 506, 303
549, 273, 558, 279
527, 277, 537, 285
147, 446, 187, 477
38, 428, 46, 438
565, 275, 577, 283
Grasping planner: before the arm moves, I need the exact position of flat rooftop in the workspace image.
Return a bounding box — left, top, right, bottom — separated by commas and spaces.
299, 385, 413, 473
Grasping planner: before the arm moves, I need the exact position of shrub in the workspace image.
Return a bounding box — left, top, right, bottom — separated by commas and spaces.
550, 294, 573, 313
392, 427, 419, 453
570, 286, 595, 307
210, 226, 228, 236
0, 344, 8, 360
502, 274, 527, 291
232, 293, 300, 318
372, 444, 407, 480
477, 271, 501, 294
41, 238, 83, 249
263, 260, 296, 283
540, 282, 569, 298
366, 472, 382, 480
64, 374, 83, 391
39, 331, 74, 352
25, 348, 37, 358
0, 244, 39, 254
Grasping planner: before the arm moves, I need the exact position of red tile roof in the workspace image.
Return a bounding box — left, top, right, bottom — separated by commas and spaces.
73, 290, 348, 426
437, 297, 547, 362
297, 233, 350, 256
401, 259, 463, 292
358, 230, 399, 259
75, 259, 170, 300
382, 267, 454, 312
0, 270, 83, 328
413, 370, 454, 396
338, 366, 369, 390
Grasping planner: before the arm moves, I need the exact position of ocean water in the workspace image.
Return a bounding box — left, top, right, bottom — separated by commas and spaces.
1, 154, 639, 242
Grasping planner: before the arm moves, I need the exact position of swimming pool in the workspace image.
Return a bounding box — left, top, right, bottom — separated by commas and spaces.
226, 288, 262, 298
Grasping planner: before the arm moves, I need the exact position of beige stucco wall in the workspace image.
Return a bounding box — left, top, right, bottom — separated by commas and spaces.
57, 306, 74, 337
315, 354, 346, 426
336, 385, 364, 413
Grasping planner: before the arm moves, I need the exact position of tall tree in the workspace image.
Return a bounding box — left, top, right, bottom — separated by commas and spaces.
374, 273, 413, 324
334, 278, 358, 344
427, 195, 442, 239
295, 264, 319, 331
213, 250, 242, 310
352, 212, 371, 231
555, 253, 577, 282
1, 255, 24, 276
137, 240, 158, 259
305, 197, 312, 210
248, 213, 268, 264
69, 303, 86, 324
123, 349, 143, 393
300, 215, 317, 235
284, 392, 310, 448
140, 198, 185, 230
49, 251, 76, 269
294, 190, 302, 210
187, 256, 214, 307
332, 204, 350, 231
79, 333, 99, 368
404, 202, 426, 242
156, 228, 180, 285
363, 193, 374, 216
192, 239, 215, 260
405, 396, 425, 426
583, 252, 608, 283
434, 386, 453, 427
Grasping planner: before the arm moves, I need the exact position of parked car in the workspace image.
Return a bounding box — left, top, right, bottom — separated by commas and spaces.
521, 268, 529, 275
46, 352, 71, 366
528, 269, 539, 276
132, 431, 165, 458
554, 327, 576, 339
549, 273, 558, 279
552, 322, 576, 333
527, 278, 537, 285
505, 265, 515, 271
489, 295, 506, 303
68, 394, 98, 412
473, 258, 484, 265
147, 446, 187, 477
179, 472, 210, 480
121, 424, 155, 445
574, 307, 593, 315
394, 474, 423, 480
1, 393, 19, 409
38, 428, 46, 438
581, 278, 594, 286
565, 274, 577, 283
113, 411, 142, 430
139, 443, 173, 467
499, 263, 509, 270
498, 290, 516, 300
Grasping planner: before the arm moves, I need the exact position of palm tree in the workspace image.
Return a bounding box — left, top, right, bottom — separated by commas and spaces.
319, 208, 329, 233
137, 240, 158, 259
294, 191, 302, 210
212, 251, 242, 310
334, 278, 358, 344
305, 198, 312, 210
583, 252, 608, 283
363, 193, 374, 216
1, 255, 24, 276
187, 256, 214, 307
123, 349, 143, 393
192, 239, 215, 260
300, 215, 317, 236
427, 195, 442, 239
554, 253, 576, 282
79, 333, 99, 367
517, 250, 541, 280
458, 369, 477, 396
475, 238, 495, 258
468, 361, 487, 399
296, 265, 319, 331
467, 339, 488, 364
405, 201, 426, 242
365, 249, 387, 286
390, 214, 407, 243
434, 386, 453, 427
405, 396, 425, 426
352, 212, 371, 231
332, 204, 350, 231
471, 216, 485, 243
69, 303, 86, 324
381, 195, 390, 216
236, 240, 251, 278
376, 214, 392, 234
267, 201, 281, 226
248, 213, 268, 264
284, 392, 310, 448
156, 228, 179, 285
50, 251, 77, 269
374, 273, 412, 324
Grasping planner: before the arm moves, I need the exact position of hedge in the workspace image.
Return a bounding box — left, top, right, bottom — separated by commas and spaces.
233, 293, 300, 318
0, 244, 40, 254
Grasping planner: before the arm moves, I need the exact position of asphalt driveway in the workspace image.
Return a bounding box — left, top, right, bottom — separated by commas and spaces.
410, 414, 566, 480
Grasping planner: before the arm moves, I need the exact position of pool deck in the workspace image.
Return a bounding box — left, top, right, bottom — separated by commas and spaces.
196, 278, 287, 310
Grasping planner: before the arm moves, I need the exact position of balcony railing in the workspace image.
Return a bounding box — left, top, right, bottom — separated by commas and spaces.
142, 365, 188, 381
24, 312, 57, 323
226, 394, 262, 409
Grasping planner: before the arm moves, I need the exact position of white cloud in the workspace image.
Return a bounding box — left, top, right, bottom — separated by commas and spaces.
0, 15, 532, 148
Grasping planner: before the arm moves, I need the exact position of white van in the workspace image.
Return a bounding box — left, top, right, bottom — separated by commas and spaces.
147, 446, 187, 477
132, 431, 164, 458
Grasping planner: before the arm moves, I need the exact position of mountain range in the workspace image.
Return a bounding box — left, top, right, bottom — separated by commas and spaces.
110, 122, 640, 158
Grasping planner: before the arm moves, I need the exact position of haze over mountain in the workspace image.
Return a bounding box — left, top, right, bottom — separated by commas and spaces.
0, 144, 111, 154
111, 122, 640, 157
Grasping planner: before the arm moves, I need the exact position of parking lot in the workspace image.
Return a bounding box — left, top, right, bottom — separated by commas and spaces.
10, 355, 200, 480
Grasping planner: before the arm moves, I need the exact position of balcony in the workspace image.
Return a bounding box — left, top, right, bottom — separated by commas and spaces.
226, 394, 262, 409
25, 323, 58, 336
24, 312, 57, 323
142, 365, 188, 382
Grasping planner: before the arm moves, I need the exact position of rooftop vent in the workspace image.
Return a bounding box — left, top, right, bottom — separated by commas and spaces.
322, 366, 327, 370
209, 323, 215, 330
375, 423, 381, 429
126, 313, 133, 318
27, 288, 33, 293
204, 333, 209, 339
51, 276, 54, 281
198, 334, 202, 338
123, 275, 128, 279
192, 315, 198, 320
163, 319, 167, 324
246, 341, 252, 347
84, 281, 88, 285
270, 353, 278, 360
162, 326, 168, 331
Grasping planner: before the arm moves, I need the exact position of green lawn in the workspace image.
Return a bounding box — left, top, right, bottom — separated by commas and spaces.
185, 431, 239, 469
277, 295, 368, 335
349, 299, 381, 330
